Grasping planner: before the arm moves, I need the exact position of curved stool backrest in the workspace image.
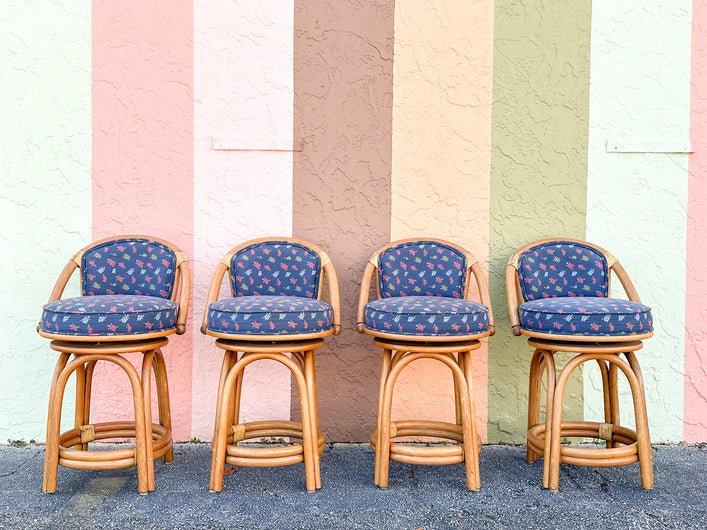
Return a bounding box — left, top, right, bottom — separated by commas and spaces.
41, 235, 191, 337
357, 238, 494, 336
506, 237, 643, 338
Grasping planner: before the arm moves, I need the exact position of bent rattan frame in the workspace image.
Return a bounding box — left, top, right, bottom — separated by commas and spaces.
43, 338, 175, 494
38, 234, 191, 342
356, 237, 495, 342
209, 339, 327, 493
38, 235, 191, 494
357, 238, 494, 491
203, 237, 341, 493
506, 238, 654, 491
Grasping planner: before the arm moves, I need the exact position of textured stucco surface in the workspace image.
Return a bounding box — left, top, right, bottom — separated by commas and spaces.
488, 1, 591, 442
91, 0, 194, 441
293, 0, 394, 441
686, 0, 707, 443
390, 0, 494, 440
192, 1, 294, 441
585, 1, 690, 442
0, 0, 90, 441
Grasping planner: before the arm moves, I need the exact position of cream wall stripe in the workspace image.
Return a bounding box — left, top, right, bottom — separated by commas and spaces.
585, 0, 691, 442
0, 0, 91, 441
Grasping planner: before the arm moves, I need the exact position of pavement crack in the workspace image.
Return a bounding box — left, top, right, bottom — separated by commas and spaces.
0, 449, 42, 478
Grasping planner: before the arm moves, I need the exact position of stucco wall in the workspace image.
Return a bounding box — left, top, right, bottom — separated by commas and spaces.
390, 0, 494, 440
192, 0, 295, 441
585, 0, 691, 442
1, 0, 705, 445
487, 0, 592, 442
0, 0, 90, 441
293, 0, 394, 440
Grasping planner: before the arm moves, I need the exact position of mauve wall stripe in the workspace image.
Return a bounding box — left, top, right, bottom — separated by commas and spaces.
91, 0, 194, 440
293, 0, 394, 441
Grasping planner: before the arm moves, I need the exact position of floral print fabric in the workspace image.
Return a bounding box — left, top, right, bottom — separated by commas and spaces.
377, 242, 467, 299
519, 297, 653, 336
81, 239, 177, 299
364, 296, 489, 337
42, 295, 178, 336
517, 242, 609, 301
230, 242, 321, 299
207, 295, 333, 336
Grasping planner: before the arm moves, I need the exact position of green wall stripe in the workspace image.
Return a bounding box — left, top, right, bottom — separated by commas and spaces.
487, 1, 592, 442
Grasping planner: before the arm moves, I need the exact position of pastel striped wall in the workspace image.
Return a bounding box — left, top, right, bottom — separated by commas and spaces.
1, 0, 706, 445
390, 0, 494, 440
487, 0, 592, 441
585, 0, 691, 443
0, 0, 91, 439
192, 0, 294, 441
686, 0, 707, 443
90, 0, 194, 441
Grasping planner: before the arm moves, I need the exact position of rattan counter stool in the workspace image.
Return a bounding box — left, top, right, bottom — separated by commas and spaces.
38, 236, 190, 494
506, 238, 654, 490
357, 239, 494, 491
201, 237, 340, 493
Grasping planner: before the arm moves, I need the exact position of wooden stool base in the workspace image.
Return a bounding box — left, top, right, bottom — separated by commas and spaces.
224, 420, 325, 468
528, 421, 639, 467
526, 338, 653, 490
57, 421, 172, 470
43, 338, 173, 495
371, 338, 482, 491
210, 339, 325, 493
370, 420, 482, 466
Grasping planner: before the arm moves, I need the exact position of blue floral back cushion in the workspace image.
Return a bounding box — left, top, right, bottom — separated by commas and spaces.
230, 242, 321, 299
378, 241, 466, 298
517, 241, 609, 301
81, 239, 177, 299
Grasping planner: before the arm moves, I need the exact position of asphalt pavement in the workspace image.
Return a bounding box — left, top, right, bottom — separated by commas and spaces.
0, 443, 705, 529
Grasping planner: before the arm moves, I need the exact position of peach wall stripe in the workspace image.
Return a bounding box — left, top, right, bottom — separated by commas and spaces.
686, 0, 707, 442
390, 0, 494, 441
91, 0, 194, 441
192, 1, 294, 441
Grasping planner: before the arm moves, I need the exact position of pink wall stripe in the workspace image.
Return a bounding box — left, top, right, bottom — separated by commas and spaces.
91, 0, 194, 441
685, 0, 707, 443
191, 1, 294, 441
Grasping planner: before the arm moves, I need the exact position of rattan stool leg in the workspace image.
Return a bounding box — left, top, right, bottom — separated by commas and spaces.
141, 351, 156, 492
625, 352, 653, 489
460, 350, 480, 491
153, 350, 173, 463
454, 353, 464, 427
209, 350, 236, 492
304, 350, 321, 489
541, 352, 556, 489
43, 352, 71, 493
73, 362, 87, 451
527, 348, 544, 463
374, 349, 392, 486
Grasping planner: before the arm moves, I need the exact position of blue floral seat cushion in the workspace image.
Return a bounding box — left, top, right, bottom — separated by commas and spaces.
42, 295, 178, 337
231, 242, 322, 298
81, 238, 177, 298
207, 296, 333, 336
519, 297, 653, 337
364, 296, 489, 337
378, 241, 467, 299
